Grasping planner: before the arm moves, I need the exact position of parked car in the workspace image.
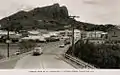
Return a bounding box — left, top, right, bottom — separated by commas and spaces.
59, 44, 65, 48
32, 47, 43, 56
14, 51, 20, 55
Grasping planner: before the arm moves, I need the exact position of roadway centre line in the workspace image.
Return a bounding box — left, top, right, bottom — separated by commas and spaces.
39, 60, 44, 69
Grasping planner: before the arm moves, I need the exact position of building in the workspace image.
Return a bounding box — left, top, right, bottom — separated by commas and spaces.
107, 28, 120, 43
19, 30, 29, 37
58, 30, 72, 37
58, 30, 67, 36
28, 30, 42, 36
37, 29, 48, 34
58, 29, 81, 40
74, 29, 81, 41
0, 30, 16, 38
42, 33, 51, 38
82, 31, 108, 44
0, 30, 22, 43
49, 31, 59, 36
85, 31, 107, 39
84, 38, 106, 44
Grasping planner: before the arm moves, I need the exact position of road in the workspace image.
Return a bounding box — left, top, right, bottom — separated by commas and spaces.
14, 41, 75, 69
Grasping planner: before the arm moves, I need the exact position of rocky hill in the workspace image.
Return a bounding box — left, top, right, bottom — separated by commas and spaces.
0, 3, 70, 31
0, 3, 117, 32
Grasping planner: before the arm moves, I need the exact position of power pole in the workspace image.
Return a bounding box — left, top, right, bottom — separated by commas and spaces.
94, 26, 96, 39
81, 25, 84, 40
71, 22, 75, 56
7, 29, 10, 58
69, 16, 79, 56
6, 18, 10, 58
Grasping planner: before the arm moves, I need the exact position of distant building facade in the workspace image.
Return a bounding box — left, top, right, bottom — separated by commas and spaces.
58, 29, 81, 40
84, 31, 107, 39
28, 30, 42, 36
107, 29, 120, 43
82, 31, 108, 44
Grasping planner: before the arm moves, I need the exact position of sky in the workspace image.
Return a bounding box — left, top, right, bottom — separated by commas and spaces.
0, 0, 120, 25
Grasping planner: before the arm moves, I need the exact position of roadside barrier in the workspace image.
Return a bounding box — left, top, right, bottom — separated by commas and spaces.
64, 53, 96, 69
63, 39, 97, 69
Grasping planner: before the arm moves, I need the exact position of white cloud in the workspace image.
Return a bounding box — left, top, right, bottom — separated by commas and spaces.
60, 0, 120, 25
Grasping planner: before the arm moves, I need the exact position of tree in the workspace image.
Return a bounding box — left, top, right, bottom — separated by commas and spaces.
66, 40, 120, 68
18, 40, 37, 53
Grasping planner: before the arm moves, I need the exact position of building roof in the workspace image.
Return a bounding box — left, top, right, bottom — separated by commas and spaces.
42, 34, 51, 38
49, 32, 58, 36
74, 29, 80, 32
28, 30, 40, 35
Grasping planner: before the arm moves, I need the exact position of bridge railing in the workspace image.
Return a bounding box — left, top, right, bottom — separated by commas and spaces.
63, 39, 97, 69
64, 53, 96, 69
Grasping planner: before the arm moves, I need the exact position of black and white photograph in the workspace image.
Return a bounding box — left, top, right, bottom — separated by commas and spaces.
0, 0, 120, 70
